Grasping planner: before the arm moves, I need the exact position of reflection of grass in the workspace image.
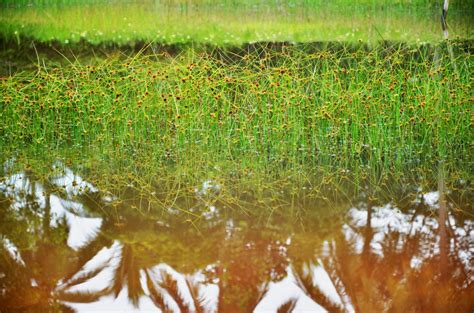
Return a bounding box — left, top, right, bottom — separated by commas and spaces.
0, 1, 472, 45
1, 44, 471, 192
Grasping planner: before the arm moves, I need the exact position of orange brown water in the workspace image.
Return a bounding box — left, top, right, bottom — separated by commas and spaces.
0, 168, 472, 312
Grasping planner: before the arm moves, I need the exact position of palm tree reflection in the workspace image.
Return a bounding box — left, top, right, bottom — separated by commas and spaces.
313, 192, 473, 312
1, 164, 473, 312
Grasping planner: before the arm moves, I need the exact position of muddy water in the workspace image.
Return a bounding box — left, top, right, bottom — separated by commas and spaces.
0, 166, 472, 312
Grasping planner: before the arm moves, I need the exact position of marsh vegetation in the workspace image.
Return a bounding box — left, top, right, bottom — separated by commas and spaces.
0, 0, 473, 312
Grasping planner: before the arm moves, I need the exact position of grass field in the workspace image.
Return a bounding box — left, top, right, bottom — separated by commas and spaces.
1, 0, 473, 45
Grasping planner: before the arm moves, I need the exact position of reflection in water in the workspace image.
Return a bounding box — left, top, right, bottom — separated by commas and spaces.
0, 164, 473, 312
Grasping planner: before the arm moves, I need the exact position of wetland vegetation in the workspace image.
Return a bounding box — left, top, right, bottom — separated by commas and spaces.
0, 0, 473, 312
2, 0, 473, 45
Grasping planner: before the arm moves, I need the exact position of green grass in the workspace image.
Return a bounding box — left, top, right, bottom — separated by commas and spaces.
1, 43, 472, 193
2, 0, 473, 8
1, 0, 473, 46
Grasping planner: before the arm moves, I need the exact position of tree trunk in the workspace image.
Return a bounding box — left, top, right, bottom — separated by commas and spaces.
438, 165, 448, 280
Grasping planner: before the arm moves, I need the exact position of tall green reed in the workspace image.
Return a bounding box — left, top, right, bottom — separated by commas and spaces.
1, 45, 471, 186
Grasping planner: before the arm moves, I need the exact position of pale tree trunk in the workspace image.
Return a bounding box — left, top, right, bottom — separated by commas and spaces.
441, 0, 449, 39
441, 0, 459, 75
433, 0, 458, 74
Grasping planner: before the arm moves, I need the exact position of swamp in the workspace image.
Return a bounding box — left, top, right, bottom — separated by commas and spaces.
0, 0, 473, 312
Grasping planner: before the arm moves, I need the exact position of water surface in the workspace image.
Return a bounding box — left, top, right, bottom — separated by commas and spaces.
1, 163, 472, 312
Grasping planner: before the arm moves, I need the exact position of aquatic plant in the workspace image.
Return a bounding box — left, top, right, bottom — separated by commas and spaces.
1, 44, 471, 193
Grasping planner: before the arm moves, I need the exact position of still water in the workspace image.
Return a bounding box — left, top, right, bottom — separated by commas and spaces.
0, 163, 472, 312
